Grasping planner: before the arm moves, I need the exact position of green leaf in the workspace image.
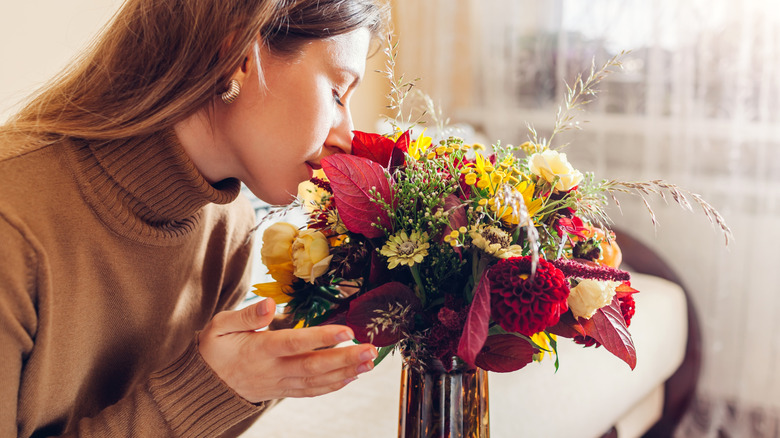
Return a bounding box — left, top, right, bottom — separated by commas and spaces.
373, 345, 395, 367
550, 333, 560, 372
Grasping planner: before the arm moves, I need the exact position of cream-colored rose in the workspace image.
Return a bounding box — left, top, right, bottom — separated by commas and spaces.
261, 222, 299, 267
528, 150, 583, 192
568, 279, 621, 320
291, 229, 333, 283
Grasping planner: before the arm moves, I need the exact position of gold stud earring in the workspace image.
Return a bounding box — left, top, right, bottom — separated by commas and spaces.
221, 79, 241, 104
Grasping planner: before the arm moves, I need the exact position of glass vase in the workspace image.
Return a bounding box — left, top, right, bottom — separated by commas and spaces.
398, 353, 490, 438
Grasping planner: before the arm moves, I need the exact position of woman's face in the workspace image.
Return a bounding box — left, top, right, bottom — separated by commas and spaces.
216, 28, 371, 205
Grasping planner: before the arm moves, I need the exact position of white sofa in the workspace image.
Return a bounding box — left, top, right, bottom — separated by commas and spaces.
241, 235, 694, 438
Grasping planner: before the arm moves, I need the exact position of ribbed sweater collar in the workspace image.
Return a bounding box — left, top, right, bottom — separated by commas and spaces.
65, 129, 241, 245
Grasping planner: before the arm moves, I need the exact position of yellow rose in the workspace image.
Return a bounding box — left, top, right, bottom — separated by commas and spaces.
261, 222, 299, 267
568, 279, 621, 320
528, 150, 583, 192
291, 229, 333, 283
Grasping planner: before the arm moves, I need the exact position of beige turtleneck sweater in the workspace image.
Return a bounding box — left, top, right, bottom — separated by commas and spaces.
0, 130, 268, 437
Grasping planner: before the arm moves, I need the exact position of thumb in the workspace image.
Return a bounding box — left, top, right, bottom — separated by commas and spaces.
211, 298, 277, 335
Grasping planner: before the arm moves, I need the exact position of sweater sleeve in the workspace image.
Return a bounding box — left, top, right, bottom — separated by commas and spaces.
67, 340, 269, 438
0, 214, 37, 438
0, 212, 268, 438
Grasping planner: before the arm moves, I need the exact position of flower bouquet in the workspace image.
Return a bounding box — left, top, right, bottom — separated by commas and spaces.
253, 50, 730, 437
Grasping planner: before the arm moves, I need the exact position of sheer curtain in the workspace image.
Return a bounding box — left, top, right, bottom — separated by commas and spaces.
394, 0, 780, 436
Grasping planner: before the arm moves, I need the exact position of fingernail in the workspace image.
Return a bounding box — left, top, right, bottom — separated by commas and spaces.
335, 331, 353, 343
359, 347, 377, 362
257, 300, 272, 316
357, 361, 374, 374
344, 376, 358, 384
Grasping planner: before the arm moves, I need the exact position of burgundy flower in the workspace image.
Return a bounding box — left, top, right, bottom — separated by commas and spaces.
619, 294, 636, 327
487, 257, 570, 336
551, 258, 631, 282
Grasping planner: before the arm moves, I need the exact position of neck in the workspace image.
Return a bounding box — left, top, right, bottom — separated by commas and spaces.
174, 110, 232, 185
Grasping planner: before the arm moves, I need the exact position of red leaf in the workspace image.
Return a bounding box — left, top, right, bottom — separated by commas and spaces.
580, 298, 637, 369
346, 282, 421, 347
456, 272, 491, 365
615, 281, 640, 299
322, 154, 393, 239
475, 334, 536, 373
394, 130, 411, 153
352, 131, 397, 168
441, 195, 467, 236
547, 311, 586, 338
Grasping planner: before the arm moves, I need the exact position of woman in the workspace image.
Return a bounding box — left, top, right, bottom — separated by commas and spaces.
0, 0, 388, 436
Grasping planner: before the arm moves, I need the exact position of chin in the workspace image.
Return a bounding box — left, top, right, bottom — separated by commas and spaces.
265, 191, 298, 206
243, 183, 297, 206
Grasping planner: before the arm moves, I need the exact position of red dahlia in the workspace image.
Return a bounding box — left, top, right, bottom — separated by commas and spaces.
487, 257, 570, 336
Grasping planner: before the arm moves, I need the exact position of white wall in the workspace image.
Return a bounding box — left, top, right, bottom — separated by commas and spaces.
0, 1, 125, 123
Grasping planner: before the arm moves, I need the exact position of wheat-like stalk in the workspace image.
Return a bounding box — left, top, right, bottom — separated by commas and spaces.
379, 36, 425, 131
526, 52, 627, 149
602, 180, 733, 245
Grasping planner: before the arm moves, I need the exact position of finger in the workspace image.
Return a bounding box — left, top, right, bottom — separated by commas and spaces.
264, 325, 355, 357
209, 298, 276, 335
279, 360, 376, 398
281, 343, 377, 377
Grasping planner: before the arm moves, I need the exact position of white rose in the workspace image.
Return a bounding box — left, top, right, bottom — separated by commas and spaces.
568, 279, 621, 320
291, 229, 333, 283
528, 150, 583, 192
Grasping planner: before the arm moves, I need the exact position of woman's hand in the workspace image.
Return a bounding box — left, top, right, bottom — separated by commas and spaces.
198, 298, 377, 404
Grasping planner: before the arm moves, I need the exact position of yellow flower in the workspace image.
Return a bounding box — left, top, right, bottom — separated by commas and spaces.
379, 230, 430, 269
252, 281, 293, 304
291, 229, 333, 283
297, 177, 331, 214
408, 131, 432, 161
469, 225, 524, 259
497, 181, 543, 225
531, 332, 557, 362
464, 173, 478, 185
261, 222, 298, 267
520, 141, 544, 155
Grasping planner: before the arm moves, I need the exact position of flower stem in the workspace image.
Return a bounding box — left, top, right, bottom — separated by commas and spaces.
409, 265, 426, 307
315, 286, 348, 304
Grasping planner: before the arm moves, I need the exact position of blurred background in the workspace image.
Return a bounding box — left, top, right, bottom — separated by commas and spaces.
2, 1, 778, 436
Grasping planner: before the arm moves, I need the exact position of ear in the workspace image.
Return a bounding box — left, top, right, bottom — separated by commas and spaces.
220, 34, 260, 87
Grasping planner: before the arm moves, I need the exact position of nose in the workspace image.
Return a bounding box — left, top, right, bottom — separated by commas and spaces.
324, 106, 353, 155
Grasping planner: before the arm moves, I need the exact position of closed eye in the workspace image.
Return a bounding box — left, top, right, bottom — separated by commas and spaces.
333, 90, 345, 107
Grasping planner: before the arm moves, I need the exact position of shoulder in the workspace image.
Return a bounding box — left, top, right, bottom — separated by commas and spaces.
0, 133, 64, 202
0, 208, 40, 335
0, 131, 58, 164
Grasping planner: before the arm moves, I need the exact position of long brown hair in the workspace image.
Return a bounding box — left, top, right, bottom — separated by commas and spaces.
1, 0, 388, 142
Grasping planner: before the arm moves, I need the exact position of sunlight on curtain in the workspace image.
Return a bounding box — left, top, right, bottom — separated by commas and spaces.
394, 0, 780, 436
